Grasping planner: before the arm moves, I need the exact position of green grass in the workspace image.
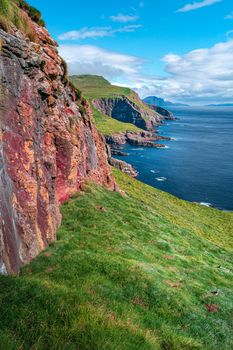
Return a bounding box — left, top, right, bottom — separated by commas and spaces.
0, 169, 232, 350
69, 75, 132, 100
18, 0, 45, 26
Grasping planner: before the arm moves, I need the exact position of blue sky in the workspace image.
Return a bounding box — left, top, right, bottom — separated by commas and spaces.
30, 0, 233, 104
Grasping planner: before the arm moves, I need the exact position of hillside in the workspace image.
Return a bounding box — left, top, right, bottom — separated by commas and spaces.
0, 169, 232, 350
70, 75, 132, 100
70, 75, 142, 135
70, 75, 167, 135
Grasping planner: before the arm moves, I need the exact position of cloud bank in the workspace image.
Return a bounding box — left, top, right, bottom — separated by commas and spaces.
59, 38, 233, 104
135, 39, 233, 104
177, 0, 222, 13
59, 44, 143, 78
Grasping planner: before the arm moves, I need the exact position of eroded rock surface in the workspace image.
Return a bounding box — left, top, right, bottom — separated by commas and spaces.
0, 21, 115, 274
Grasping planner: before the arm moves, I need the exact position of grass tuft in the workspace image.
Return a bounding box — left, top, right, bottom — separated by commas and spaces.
0, 0, 45, 40
17, 0, 45, 26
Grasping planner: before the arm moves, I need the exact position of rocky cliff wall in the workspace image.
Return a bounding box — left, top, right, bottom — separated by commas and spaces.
92, 96, 164, 131
0, 18, 115, 274
146, 104, 175, 120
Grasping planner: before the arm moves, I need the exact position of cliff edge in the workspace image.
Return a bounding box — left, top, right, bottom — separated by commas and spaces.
70, 75, 167, 132
0, 2, 115, 274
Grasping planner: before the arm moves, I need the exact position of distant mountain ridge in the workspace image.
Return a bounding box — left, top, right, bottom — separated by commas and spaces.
143, 96, 189, 107
206, 103, 233, 107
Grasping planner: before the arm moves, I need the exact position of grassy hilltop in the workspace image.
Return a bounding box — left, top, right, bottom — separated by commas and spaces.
0, 170, 232, 350
70, 75, 145, 135
70, 75, 152, 111
70, 75, 132, 100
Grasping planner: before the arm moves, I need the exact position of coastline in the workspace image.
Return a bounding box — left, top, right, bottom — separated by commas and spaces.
113, 107, 233, 211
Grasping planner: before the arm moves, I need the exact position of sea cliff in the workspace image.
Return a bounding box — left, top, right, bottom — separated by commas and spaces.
0, 3, 115, 274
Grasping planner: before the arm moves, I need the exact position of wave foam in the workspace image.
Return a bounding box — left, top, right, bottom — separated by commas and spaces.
156, 177, 167, 182
199, 202, 212, 207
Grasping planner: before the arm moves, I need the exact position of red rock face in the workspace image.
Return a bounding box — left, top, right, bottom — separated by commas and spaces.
0, 22, 115, 274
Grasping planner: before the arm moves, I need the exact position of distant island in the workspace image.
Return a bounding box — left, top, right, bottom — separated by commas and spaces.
143, 96, 189, 107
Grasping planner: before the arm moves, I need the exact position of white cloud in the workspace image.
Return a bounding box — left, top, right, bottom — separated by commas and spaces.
177, 0, 222, 13
59, 27, 111, 40
136, 39, 233, 104
225, 11, 233, 20
59, 38, 233, 105
59, 44, 144, 78
115, 25, 143, 33
58, 25, 142, 40
110, 13, 139, 23
112, 39, 233, 104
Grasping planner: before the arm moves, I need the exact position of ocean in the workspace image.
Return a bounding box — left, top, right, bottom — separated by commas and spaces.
116, 106, 233, 211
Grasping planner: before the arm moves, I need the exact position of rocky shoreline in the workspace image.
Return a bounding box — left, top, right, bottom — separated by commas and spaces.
145, 103, 175, 121
109, 158, 139, 177
106, 130, 171, 177
106, 131, 170, 149
89, 86, 175, 178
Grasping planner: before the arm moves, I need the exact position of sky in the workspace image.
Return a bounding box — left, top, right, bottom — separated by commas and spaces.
29, 0, 233, 105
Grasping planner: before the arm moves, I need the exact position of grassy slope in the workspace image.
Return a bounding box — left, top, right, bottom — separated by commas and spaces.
90, 102, 141, 135
0, 0, 44, 38
70, 75, 144, 135
0, 169, 232, 350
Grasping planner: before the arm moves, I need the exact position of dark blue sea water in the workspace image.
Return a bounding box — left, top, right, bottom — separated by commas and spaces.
116, 107, 233, 211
